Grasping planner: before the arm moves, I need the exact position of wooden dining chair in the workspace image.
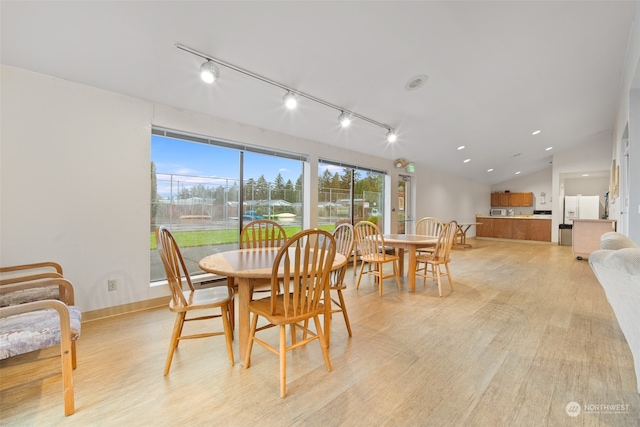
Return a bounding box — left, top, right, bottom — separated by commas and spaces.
244, 229, 336, 397
327, 222, 355, 336
415, 221, 458, 297
155, 226, 235, 375
415, 216, 443, 255
354, 221, 402, 296
239, 219, 287, 298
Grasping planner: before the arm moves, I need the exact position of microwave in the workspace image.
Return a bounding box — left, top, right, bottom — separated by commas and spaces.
491, 209, 507, 216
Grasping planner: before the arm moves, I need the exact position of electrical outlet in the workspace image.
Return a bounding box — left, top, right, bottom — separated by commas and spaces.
107, 279, 117, 291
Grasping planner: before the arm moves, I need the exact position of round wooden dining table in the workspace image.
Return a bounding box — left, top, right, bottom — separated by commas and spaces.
199, 247, 347, 363
380, 234, 438, 292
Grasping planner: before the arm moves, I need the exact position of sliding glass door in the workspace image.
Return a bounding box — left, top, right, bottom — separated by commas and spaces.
318, 161, 385, 231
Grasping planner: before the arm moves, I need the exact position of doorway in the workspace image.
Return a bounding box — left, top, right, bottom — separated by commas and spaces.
398, 174, 413, 234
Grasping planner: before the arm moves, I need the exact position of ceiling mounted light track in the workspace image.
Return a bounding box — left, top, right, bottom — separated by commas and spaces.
176, 43, 398, 143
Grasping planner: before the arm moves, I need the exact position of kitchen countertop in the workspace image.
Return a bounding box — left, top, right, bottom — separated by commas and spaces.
476, 215, 552, 220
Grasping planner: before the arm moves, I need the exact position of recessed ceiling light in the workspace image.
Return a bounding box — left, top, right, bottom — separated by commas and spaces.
404, 74, 429, 91
545, 146, 553, 151
582, 174, 590, 177
532, 130, 541, 135
457, 145, 465, 150
487, 168, 494, 172
515, 171, 521, 174
463, 159, 471, 163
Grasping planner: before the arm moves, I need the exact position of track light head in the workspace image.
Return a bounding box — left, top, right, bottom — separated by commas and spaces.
283, 92, 297, 109
338, 112, 352, 128
386, 129, 398, 143
200, 61, 220, 83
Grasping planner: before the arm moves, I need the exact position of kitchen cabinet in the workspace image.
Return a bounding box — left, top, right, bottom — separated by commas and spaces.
475, 216, 551, 242
490, 192, 533, 207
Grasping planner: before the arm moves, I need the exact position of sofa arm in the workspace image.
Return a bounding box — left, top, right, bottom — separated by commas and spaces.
589, 248, 640, 394
599, 232, 639, 250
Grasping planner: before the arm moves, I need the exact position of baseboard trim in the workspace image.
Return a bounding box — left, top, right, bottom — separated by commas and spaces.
82, 296, 170, 322
475, 237, 556, 245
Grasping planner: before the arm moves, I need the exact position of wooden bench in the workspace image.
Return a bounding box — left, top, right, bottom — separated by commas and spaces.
0, 267, 81, 416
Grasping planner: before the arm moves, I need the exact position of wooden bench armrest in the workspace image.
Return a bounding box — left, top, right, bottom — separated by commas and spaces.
0, 262, 63, 275
0, 272, 64, 286
0, 278, 75, 305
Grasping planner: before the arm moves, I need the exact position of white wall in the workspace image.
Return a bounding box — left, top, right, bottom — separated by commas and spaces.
412, 168, 490, 230
490, 167, 553, 214
612, 1, 640, 242
1, 65, 489, 313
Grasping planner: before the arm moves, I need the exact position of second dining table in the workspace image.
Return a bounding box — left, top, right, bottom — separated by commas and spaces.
199, 247, 347, 363
380, 234, 438, 292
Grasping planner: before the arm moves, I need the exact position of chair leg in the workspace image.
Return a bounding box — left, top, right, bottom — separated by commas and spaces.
313, 315, 332, 372
221, 306, 234, 366
336, 290, 352, 336
291, 323, 297, 345
280, 325, 287, 398
164, 312, 185, 375
226, 277, 236, 331
445, 262, 454, 292
377, 263, 383, 296
71, 341, 77, 369
356, 262, 366, 289
393, 260, 402, 290
244, 312, 259, 369
436, 265, 443, 297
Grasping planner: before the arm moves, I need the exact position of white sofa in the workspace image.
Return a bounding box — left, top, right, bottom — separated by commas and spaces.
589, 232, 640, 394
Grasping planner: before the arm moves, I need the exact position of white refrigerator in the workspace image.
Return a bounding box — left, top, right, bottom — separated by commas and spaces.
564, 195, 600, 224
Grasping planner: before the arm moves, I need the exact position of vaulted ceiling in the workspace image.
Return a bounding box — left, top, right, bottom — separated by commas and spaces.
1, 1, 635, 185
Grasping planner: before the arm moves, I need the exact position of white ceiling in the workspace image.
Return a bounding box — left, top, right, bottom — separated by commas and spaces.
1, 1, 635, 185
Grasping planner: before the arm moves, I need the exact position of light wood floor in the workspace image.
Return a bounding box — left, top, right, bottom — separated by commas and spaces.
1, 239, 639, 426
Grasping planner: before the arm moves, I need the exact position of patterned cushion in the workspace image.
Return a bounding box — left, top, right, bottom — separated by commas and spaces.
0, 305, 81, 359
0, 286, 60, 307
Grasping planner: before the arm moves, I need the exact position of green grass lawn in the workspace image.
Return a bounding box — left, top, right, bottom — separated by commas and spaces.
150, 224, 335, 249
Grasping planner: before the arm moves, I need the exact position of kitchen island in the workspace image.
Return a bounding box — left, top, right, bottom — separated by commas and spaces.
476, 215, 552, 242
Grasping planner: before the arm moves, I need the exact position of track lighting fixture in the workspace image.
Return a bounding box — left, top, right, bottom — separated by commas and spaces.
338, 112, 352, 128
199, 61, 220, 83
386, 129, 398, 143
177, 43, 398, 143
283, 92, 297, 110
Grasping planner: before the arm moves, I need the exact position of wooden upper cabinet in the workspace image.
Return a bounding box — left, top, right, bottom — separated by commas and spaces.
510, 193, 524, 206
521, 192, 533, 206
490, 192, 533, 207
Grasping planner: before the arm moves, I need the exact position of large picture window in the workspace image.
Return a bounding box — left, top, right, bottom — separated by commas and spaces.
150, 128, 305, 283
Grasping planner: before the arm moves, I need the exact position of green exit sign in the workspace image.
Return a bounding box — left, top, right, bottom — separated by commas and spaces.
406, 163, 415, 173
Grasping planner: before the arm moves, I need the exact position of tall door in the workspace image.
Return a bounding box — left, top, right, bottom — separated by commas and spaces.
398, 175, 412, 234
